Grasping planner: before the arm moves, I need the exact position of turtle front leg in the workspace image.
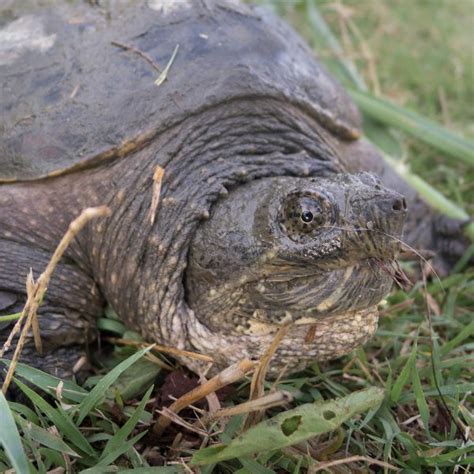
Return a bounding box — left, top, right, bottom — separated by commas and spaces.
428, 214, 471, 274
0, 239, 104, 391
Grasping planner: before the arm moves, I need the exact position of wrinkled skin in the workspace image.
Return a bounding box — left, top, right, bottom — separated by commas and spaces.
0, 2, 469, 385
186, 173, 406, 369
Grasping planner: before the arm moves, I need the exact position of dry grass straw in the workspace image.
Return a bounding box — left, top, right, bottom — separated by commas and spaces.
312, 455, 399, 472
152, 358, 256, 436
243, 321, 291, 429
202, 390, 293, 424
105, 337, 214, 363
0, 206, 111, 394
154, 44, 179, 87
157, 407, 210, 437
328, 1, 381, 94
149, 165, 165, 225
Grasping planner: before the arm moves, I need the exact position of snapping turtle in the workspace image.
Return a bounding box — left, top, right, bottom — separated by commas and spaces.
0, 0, 467, 378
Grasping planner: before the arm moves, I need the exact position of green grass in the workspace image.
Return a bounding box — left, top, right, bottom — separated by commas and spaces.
1, 1, 473, 472
312, 0, 474, 208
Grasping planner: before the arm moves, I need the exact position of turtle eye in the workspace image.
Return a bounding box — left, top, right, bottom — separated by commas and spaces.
280, 193, 328, 241
301, 210, 313, 223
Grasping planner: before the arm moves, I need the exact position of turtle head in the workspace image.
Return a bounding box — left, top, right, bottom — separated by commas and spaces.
185, 173, 407, 370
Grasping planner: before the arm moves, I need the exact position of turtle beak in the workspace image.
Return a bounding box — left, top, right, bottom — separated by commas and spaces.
354, 189, 407, 259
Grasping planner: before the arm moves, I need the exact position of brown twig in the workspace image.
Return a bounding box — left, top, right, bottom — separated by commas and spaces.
198, 373, 221, 414
144, 351, 174, 371
203, 390, 293, 425
1, 294, 29, 358
1, 206, 111, 394
156, 407, 210, 437
105, 337, 214, 363
152, 358, 256, 436
111, 40, 161, 73
72, 356, 88, 374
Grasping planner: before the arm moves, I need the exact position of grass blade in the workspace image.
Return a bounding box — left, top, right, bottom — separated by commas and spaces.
77, 346, 152, 424
350, 89, 474, 166
80, 467, 185, 474
0, 391, 30, 473
382, 155, 470, 221
94, 432, 147, 469
97, 318, 126, 335
8, 401, 40, 425
305, 0, 405, 159
0, 312, 22, 323
411, 366, 430, 436
399, 383, 473, 404
440, 320, 474, 356
191, 387, 384, 465
381, 154, 474, 241
240, 458, 276, 474
305, 0, 474, 166
17, 416, 79, 457
100, 385, 153, 461
390, 340, 418, 403
305, 0, 367, 90
1, 359, 87, 403
14, 378, 96, 457
108, 358, 161, 401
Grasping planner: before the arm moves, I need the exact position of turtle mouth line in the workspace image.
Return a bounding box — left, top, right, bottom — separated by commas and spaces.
244, 305, 380, 338
292, 305, 379, 327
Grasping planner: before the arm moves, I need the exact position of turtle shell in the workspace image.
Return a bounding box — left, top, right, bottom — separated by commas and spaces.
0, 0, 361, 182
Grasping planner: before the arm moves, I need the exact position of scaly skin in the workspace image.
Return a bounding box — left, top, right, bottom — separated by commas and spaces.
185, 174, 405, 373
0, 99, 466, 383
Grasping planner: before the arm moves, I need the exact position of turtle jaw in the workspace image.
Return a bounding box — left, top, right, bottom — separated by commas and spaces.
249, 256, 396, 326
271, 305, 380, 371
183, 304, 380, 376
183, 256, 393, 375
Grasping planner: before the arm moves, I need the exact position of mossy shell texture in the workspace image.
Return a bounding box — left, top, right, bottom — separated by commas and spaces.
0, 0, 360, 182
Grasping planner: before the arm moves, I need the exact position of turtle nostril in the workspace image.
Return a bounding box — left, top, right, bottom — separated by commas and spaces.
392, 198, 404, 212
402, 198, 407, 210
